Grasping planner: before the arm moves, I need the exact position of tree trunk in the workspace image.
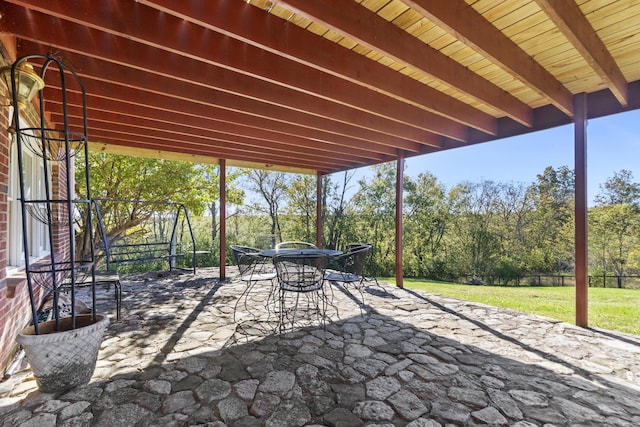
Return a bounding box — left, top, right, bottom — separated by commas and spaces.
209, 202, 217, 243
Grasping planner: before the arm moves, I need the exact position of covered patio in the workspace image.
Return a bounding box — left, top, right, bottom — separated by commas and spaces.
1, 1, 640, 424
1, 270, 639, 425
2, 0, 640, 327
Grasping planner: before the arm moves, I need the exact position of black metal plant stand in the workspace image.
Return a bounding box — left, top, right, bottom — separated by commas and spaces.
9, 54, 97, 334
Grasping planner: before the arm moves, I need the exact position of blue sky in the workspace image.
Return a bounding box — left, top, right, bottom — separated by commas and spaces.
347, 109, 640, 206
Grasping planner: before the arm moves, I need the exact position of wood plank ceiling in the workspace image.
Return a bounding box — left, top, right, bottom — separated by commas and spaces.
1, 0, 639, 175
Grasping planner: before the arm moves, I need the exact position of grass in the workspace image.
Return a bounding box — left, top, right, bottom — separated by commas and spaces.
380, 277, 640, 336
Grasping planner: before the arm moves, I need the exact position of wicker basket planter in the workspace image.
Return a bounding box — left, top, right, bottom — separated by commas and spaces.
16, 314, 109, 393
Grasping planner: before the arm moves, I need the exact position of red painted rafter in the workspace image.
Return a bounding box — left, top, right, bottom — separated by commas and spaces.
89, 134, 332, 172
2, 2, 461, 142
58, 89, 404, 159
52, 105, 382, 167
26, 42, 423, 157
82, 129, 352, 171
11, 34, 440, 154
139, 0, 497, 135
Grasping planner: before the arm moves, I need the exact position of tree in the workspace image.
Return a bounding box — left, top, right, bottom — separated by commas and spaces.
322, 171, 355, 249
526, 166, 575, 272
245, 170, 288, 244
594, 169, 640, 208
286, 174, 316, 243
590, 204, 639, 283
590, 171, 640, 284
447, 180, 501, 278
403, 172, 450, 278
196, 165, 245, 245
350, 163, 398, 276
75, 153, 206, 251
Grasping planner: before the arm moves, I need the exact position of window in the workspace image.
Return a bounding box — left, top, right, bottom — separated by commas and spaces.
7, 119, 51, 272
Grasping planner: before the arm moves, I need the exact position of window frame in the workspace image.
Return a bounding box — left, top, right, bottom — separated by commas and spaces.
7, 118, 51, 274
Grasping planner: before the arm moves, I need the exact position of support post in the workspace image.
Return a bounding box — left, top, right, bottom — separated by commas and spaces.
396, 152, 405, 288
219, 159, 227, 280
316, 172, 323, 248
574, 93, 588, 327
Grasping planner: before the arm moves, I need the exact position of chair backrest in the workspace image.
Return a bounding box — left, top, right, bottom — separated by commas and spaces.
345, 243, 370, 252
275, 241, 318, 250
230, 245, 261, 277
333, 244, 371, 276
274, 253, 328, 292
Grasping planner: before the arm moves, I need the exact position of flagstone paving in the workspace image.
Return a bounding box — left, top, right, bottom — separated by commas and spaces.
1, 267, 639, 426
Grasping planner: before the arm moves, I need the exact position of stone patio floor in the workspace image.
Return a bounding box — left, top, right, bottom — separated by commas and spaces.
1, 267, 639, 426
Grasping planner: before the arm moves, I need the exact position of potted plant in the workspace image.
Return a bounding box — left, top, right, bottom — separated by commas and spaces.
2, 54, 108, 393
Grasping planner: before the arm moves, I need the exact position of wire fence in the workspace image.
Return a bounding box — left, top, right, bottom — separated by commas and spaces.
448, 274, 640, 289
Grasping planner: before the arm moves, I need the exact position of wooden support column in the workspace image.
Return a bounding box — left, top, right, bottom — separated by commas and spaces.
316, 172, 323, 248
395, 152, 405, 288
574, 93, 588, 327
219, 159, 227, 280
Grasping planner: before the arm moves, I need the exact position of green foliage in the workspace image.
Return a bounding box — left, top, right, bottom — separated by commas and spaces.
285, 174, 316, 243
244, 170, 288, 240
404, 172, 449, 278
350, 163, 399, 276
526, 166, 575, 272
74, 151, 640, 285
74, 153, 247, 271
78, 152, 205, 213
589, 170, 640, 278
594, 169, 640, 207
322, 171, 355, 249
493, 256, 523, 285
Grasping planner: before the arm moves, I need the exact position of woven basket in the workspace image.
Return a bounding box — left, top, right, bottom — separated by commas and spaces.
16, 314, 109, 393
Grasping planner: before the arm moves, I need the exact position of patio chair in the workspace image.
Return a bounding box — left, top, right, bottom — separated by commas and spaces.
325, 244, 372, 310
275, 241, 318, 250
60, 270, 122, 321
273, 253, 329, 332
230, 245, 277, 323
345, 242, 380, 288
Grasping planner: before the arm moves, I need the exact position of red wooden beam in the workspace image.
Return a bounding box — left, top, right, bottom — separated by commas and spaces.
316, 172, 322, 249
140, 0, 497, 135
219, 159, 226, 280
4, 3, 460, 142
395, 152, 405, 289
574, 93, 588, 327
18, 40, 434, 154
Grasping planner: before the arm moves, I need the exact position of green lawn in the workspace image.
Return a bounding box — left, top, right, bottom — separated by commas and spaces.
380, 278, 640, 336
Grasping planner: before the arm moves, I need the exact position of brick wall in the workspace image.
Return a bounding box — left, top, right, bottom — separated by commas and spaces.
0, 75, 37, 375
0, 91, 20, 374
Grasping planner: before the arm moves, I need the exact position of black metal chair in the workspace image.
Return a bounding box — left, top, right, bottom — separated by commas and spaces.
324, 244, 372, 310
344, 243, 380, 287
326, 244, 371, 284
273, 253, 329, 332
230, 245, 276, 323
